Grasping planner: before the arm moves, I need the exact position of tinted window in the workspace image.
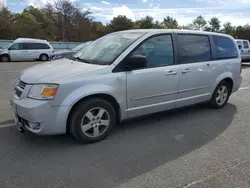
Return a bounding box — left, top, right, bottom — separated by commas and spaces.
212, 36, 238, 59
20, 43, 50, 50
9, 43, 24, 50
132, 35, 174, 67
23, 43, 36, 50
37, 43, 50, 49
243, 41, 249, 49
177, 34, 211, 64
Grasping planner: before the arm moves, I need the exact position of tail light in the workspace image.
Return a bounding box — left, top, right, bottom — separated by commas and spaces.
240, 62, 242, 74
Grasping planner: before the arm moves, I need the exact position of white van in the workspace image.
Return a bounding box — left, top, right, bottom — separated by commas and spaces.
0, 38, 53, 62
235, 39, 250, 61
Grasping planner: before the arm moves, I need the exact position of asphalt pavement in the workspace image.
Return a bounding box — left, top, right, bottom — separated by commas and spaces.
1, 62, 250, 188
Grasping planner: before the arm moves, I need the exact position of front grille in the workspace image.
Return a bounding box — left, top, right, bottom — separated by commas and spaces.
18, 80, 26, 90
17, 115, 29, 127
14, 80, 26, 98
15, 89, 22, 97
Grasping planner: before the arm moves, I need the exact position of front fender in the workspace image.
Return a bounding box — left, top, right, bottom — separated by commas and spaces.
61, 84, 121, 106
57, 83, 127, 121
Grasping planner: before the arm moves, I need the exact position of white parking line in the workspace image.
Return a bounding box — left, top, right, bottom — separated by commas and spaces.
239, 87, 249, 90
0, 123, 15, 128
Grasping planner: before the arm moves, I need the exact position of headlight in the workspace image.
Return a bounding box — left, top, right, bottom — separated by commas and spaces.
28, 84, 59, 100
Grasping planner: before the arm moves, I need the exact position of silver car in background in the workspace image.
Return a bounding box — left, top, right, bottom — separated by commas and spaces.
235, 39, 250, 61
10, 29, 242, 143
0, 38, 53, 62
51, 41, 93, 60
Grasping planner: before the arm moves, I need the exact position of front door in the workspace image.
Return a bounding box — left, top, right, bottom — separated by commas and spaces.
126, 34, 179, 118
9, 43, 25, 61
175, 34, 213, 107
23, 43, 38, 60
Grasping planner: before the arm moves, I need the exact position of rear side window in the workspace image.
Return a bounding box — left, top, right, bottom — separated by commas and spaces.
212, 36, 238, 59
36, 43, 51, 49
243, 41, 249, 49
22, 43, 51, 50
176, 34, 211, 64
23, 43, 37, 50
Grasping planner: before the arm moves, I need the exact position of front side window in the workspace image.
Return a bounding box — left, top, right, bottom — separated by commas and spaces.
73, 32, 144, 65
9, 43, 24, 50
177, 34, 211, 64
243, 41, 249, 49
212, 35, 238, 59
131, 35, 174, 67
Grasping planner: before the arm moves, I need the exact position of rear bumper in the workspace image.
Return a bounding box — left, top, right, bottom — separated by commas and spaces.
232, 76, 242, 93
10, 97, 68, 135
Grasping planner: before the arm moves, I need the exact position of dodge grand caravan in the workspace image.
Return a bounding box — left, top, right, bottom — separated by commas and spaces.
10, 29, 242, 143
0, 38, 53, 62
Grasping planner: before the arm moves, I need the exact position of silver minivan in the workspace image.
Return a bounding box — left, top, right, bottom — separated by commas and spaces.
0, 38, 53, 62
10, 29, 242, 143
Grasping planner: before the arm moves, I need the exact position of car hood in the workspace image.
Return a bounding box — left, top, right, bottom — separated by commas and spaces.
52, 49, 72, 55
20, 58, 107, 83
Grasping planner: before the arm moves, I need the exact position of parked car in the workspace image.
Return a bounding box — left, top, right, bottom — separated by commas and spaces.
235, 39, 250, 61
10, 29, 242, 143
0, 38, 53, 62
51, 41, 93, 60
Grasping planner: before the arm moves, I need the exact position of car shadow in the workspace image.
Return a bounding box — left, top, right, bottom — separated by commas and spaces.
1, 103, 237, 188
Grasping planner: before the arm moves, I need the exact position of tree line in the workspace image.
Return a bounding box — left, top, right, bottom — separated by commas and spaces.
0, 0, 250, 42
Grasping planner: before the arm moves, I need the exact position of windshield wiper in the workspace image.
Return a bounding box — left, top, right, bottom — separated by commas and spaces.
70, 56, 93, 64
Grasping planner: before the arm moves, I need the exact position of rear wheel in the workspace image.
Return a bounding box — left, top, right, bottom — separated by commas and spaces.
0, 55, 10, 62
69, 98, 116, 143
39, 54, 49, 61
210, 81, 230, 109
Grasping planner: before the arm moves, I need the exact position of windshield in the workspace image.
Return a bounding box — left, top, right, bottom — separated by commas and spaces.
236, 41, 241, 45
72, 42, 92, 52
73, 32, 144, 65
4, 43, 14, 49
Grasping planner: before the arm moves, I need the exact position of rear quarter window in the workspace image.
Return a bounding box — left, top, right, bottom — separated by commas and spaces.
212, 35, 238, 59
37, 43, 51, 49
243, 41, 249, 49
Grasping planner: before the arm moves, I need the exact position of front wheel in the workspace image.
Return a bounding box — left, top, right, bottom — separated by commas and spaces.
0, 55, 10, 62
69, 98, 116, 143
210, 81, 230, 109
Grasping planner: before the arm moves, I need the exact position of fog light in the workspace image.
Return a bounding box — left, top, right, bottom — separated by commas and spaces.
28, 122, 41, 130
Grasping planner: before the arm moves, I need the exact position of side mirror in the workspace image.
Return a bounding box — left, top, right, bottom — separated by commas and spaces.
125, 55, 147, 70
238, 45, 242, 49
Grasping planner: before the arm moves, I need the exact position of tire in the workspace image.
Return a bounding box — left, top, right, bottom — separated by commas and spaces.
0, 55, 10, 62
210, 81, 230, 109
69, 98, 116, 143
39, 54, 49, 61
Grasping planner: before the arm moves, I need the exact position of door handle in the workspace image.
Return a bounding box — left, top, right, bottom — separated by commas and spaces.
181, 69, 191, 74
165, 70, 177, 75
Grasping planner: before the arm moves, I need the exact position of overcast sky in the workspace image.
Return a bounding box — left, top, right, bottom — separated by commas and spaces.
4, 0, 250, 26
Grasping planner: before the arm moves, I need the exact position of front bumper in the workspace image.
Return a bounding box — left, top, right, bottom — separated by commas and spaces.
10, 97, 68, 135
